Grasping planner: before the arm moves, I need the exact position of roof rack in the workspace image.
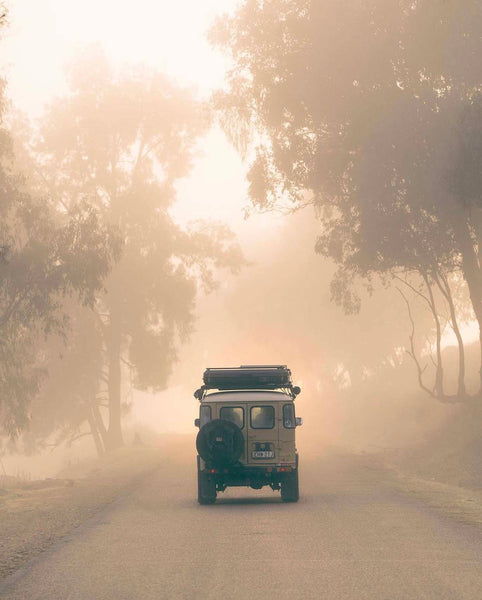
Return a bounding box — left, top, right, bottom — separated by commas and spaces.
239, 365, 287, 369
194, 365, 301, 401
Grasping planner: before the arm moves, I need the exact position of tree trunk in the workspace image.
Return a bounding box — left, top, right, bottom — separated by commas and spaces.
87, 405, 104, 457
422, 273, 444, 397
396, 285, 436, 398
434, 271, 466, 398
106, 309, 124, 451
451, 211, 482, 394
448, 291, 467, 398
92, 400, 108, 449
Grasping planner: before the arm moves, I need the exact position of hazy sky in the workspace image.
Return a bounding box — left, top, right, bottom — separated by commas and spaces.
1, 0, 280, 235
2, 0, 236, 111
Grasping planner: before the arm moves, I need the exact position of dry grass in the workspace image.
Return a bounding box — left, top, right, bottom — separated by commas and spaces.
393, 471, 482, 527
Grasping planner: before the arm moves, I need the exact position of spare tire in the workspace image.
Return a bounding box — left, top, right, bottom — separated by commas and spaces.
196, 419, 244, 467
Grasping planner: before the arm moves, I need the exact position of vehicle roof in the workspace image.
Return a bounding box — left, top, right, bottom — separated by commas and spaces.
202, 390, 293, 403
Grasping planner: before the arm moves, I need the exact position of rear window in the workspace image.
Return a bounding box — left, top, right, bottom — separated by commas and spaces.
250, 406, 275, 429
200, 405, 211, 427
220, 406, 244, 429
283, 404, 295, 428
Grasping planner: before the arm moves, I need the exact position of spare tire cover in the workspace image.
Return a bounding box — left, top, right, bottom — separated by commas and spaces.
196, 419, 244, 466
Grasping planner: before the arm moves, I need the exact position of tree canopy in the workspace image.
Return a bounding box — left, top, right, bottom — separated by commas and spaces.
0, 83, 120, 437
31, 47, 244, 451
212, 0, 482, 398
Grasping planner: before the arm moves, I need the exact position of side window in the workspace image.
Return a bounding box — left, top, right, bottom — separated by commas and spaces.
220, 406, 244, 429
283, 404, 295, 429
200, 405, 211, 427
250, 406, 275, 429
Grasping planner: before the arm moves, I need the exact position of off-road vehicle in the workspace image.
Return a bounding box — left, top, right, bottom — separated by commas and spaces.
194, 365, 302, 504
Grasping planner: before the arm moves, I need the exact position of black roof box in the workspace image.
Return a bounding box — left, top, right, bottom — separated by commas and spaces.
203, 365, 292, 390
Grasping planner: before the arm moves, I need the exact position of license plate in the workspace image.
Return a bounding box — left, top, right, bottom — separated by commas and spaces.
251, 451, 275, 459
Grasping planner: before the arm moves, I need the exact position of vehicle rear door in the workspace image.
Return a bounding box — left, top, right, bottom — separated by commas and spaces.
218, 403, 247, 464
278, 402, 296, 464
247, 403, 278, 465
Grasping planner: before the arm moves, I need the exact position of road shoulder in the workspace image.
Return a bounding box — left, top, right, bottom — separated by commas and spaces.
0, 447, 163, 582
391, 469, 482, 527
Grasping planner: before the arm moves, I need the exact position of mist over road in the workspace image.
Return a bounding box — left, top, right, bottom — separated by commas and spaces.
1, 450, 481, 600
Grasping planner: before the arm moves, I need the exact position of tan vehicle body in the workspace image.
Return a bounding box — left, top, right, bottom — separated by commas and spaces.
199, 391, 297, 470
196, 389, 300, 503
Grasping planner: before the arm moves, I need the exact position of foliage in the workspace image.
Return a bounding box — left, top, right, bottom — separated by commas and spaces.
212, 0, 482, 398
33, 47, 244, 451
0, 116, 120, 438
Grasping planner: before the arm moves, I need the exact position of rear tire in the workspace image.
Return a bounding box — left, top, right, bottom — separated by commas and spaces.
197, 458, 216, 505
281, 469, 299, 503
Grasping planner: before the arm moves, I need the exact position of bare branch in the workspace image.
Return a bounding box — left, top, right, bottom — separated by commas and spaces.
421, 271, 444, 397
392, 273, 432, 309
396, 286, 436, 398
427, 346, 437, 369
120, 356, 134, 369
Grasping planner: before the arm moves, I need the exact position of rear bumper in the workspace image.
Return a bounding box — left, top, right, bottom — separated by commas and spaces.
201, 464, 296, 487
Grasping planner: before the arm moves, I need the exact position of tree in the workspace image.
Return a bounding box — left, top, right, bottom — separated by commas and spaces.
20, 302, 108, 456
0, 114, 120, 438
0, 8, 123, 443
211, 0, 482, 399
34, 47, 244, 451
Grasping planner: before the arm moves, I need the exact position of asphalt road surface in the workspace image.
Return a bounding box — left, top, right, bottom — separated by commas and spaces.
1, 451, 481, 600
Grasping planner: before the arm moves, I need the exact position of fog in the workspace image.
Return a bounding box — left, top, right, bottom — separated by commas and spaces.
1, 0, 481, 488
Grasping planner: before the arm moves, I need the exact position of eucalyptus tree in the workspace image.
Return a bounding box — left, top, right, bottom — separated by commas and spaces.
0, 6, 122, 441
0, 113, 119, 439
211, 0, 482, 399
36, 47, 244, 450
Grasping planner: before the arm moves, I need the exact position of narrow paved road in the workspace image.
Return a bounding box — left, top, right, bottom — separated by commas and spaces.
1, 451, 481, 599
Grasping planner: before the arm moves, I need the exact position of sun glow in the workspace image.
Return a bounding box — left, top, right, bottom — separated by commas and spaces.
3, 0, 239, 114
5, 1, 277, 233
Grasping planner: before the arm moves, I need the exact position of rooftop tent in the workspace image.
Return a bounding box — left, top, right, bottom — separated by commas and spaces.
202, 365, 292, 391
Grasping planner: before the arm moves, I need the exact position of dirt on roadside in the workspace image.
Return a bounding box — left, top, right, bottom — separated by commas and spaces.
0, 446, 167, 582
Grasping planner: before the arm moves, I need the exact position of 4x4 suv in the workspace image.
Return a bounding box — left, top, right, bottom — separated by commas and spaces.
194, 365, 302, 504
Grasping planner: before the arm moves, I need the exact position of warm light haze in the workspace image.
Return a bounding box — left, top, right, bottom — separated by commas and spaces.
1, 3, 481, 598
